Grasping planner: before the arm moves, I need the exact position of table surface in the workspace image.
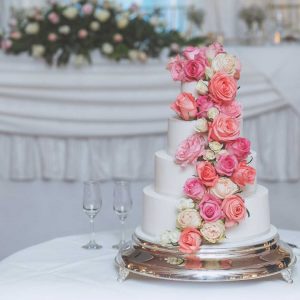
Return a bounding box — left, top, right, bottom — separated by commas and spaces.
0, 229, 299, 300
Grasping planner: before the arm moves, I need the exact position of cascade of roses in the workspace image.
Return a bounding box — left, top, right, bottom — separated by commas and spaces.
161, 43, 256, 254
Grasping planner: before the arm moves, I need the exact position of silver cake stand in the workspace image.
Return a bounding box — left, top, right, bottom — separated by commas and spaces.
116, 228, 296, 283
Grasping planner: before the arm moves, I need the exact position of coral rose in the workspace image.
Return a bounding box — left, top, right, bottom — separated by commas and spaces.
232, 161, 256, 187
209, 72, 237, 105
225, 137, 250, 161
197, 161, 219, 187
171, 92, 198, 121
209, 114, 240, 142
175, 134, 207, 166
177, 209, 202, 229
200, 220, 225, 243
221, 195, 246, 227
215, 154, 238, 176
183, 178, 206, 200
178, 227, 202, 254
218, 101, 242, 118
184, 255, 203, 270
210, 177, 239, 199
199, 193, 223, 222
184, 59, 205, 81
167, 55, 185, 81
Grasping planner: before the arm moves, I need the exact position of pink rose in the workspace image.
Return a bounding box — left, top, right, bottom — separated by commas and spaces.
48, 12, 60, 24
215, 154, 238, 176
196, 95, 214, 118
10, 31, 21, 40
225, 137, 250, 161
170, 92, 198, 121
175, 134, 207, 166
205, 42, 224, 60
221, 194, 246, 227
78, 29, 88, 39
232, 161, 256, 187
82, 3, 94, 15
218, 101, 242, 118
199, 193, 223, 222
179, 227, 202, 254
209, 114, 240, 142
1, 39, 12, 50
197, 161, 219, 187
182, 46, 204, 60
183, 178, 206, 200
184, 59, 205, 81
209, 72, 237, 105
167, 55, 185, 81
113, 33, 123, 43
48, 33, 57, 42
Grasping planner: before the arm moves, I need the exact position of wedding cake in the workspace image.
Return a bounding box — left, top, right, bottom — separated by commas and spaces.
137, 43, 272, 252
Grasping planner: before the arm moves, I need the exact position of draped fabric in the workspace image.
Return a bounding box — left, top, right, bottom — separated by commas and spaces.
0, 47, 299, 181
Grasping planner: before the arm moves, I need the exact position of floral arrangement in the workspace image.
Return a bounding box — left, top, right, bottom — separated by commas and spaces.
161, 43, 256, 254
1, 0, 207, 66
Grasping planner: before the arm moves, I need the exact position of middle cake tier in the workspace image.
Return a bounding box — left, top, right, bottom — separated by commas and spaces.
155, 149, 257, 198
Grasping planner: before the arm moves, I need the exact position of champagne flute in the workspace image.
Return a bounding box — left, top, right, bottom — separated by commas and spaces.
82, 180, 102, 250
112, 180, 133, 249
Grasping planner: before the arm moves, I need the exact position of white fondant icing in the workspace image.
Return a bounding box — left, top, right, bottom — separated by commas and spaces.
154, 150, 195, 197
141, 184, 269, 243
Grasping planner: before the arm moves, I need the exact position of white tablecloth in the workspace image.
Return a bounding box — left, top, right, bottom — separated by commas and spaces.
0, 229, 299, 300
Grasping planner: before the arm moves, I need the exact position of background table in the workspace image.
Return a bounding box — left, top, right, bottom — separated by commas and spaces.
0, 229, 299, 300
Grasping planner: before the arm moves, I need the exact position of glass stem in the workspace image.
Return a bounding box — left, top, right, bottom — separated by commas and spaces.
120, 216, 126, 246
90, 216, 95, 242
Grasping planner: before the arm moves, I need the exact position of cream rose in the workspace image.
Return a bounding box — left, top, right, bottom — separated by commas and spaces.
90, 21, 100, 31
205, 66, 214, 80
212, 53, 239, 76
94, 9, 110, 22
128, 50, 139, 61
25, 22, 39, 35
138, 51, 148, 62
203, 149, 216, 161
160, 229, 180, 246
196, 80, 208, 95
63, 7, 78, 19
200, 220, 225, 243
210, 177, 239, 199
117, 17, 129, 29
177, 209, 202, 229
74, 54, 88, 67
194, 118, 208, 133
207, 107, 219, 120
102, 43, 114, 54
58, 25, 71, 35
209, 141, 223, 153
31, 44, 45, 58
177, 199, 195, 211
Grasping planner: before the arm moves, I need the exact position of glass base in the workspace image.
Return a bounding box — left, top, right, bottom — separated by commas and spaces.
82, 240, 102, 250
112, 241, 126, 250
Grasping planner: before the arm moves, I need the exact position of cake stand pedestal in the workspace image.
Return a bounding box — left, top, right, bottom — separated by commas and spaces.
116, 229, 296, 283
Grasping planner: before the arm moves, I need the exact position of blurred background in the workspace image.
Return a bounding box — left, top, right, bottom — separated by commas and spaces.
0, 0, 299, 259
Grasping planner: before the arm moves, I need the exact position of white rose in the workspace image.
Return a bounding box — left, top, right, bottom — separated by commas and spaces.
169, 229, 180, 244
205, 66, 214, 80
117, 17, 129, 29
209, 141, 223, 153
194, 118, 208, 133
102, 43, 113, 54
203, 149, 216, 161
200, 220, 225, 243
177, 198, 195, 211
74, 54, 88, 67
210, 177, 239, 199
177, 209, 202, 229
63, 7, 78, 20
94, 9, 110, 22
31, 44, 45, 58
25, 23, 39, 35
128, 49, 139, 61
58, 25, 71, 35
207, 107, 219, 120
90, 21, 100, 31
138, 51, 147, 62
160, 229, 180, 246
212, 53, 239, 76
196, 80, 208, 95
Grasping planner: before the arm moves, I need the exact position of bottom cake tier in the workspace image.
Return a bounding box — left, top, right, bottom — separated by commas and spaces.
141, 184, 270, 244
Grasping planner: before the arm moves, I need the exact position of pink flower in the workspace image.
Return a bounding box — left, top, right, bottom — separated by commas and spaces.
175, 134, 207, 166
184, 59, 205, 81
167, 55, 185, 81
197, 161, 219, 187
225, 138, 250, 161
183, 178, 206, 200
199, 193, 223, 222
208, 72, 237, 105
48, 12, 60, 24
232, 161, 256, 187
183, 46, 205, 60
170, 92, 198, 121
48, 33, 57, 42
205, 42, 224, 60
179, 227, 202, 254
221, 194, 246, 227
113, 33, 123, 43
10, 31, 21, 40
82, 3, 94, 15
218, 101, 242, 118
1, 39, 12, 50
184, 255, 203, 270
196, 95, 214, 118
215, 154, 238, 176
78, 29, 88, 39
209, 114, 240, 142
